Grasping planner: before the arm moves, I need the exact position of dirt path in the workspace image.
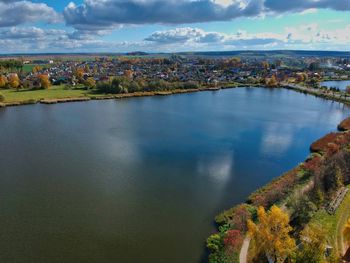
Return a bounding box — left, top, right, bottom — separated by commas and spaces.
239, 237, 251, 263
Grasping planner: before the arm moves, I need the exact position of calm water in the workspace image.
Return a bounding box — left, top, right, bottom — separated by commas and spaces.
321, 80, 350, 91
0, 88, 349, 263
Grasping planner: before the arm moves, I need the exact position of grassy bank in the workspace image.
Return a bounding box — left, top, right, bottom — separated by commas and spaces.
309, 184, 350, 256
283, 83, 350, 106
0, 83, 243, 107
0, 85, 89, 103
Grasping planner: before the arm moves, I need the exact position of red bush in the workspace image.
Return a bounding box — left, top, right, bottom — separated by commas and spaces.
249, 169, 298, 207
229, 205, 251, 232
338, 117, 350, 131
303, 155, 322, 173
224, 230, 243, 252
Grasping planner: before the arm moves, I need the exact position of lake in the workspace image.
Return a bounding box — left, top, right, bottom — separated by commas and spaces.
0, 87, 349, 263
321, 80, 350, 91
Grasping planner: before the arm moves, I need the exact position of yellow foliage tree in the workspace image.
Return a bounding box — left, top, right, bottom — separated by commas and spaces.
344, 219, 350, 246
0, 75, 7, 88
84, 77, 96, 89
74, 68, 85, 83
38, 74, 51, 89
124, 69, 133, 79
266, 75, 278, 87
32, 65, 42, 74
248, 205, 296, 263
8, 74, 20, 89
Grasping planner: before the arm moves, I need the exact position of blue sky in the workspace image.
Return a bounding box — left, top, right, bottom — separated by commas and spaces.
0, 0, 350, 53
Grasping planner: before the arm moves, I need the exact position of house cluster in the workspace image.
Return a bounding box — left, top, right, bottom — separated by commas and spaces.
8, 54, 350, 88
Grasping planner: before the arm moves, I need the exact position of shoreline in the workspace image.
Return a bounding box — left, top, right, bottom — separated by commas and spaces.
209, 117, 350, 263
1, 82, 349, 109
0, 86, 230, 108
0, 83, 265, 108
283, 83, 350, 106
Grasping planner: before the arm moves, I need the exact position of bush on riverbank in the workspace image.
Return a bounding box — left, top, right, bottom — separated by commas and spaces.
96, 77, 201, 94
0, 92, 4, 102
248, 168, 300, 208
207, 228, 243, 263
215, 204, 256, 231
338, 117, 350, 131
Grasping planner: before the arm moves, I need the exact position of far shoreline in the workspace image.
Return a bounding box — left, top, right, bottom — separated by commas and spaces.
0, 84, 257, 108
1, 82, 349, 108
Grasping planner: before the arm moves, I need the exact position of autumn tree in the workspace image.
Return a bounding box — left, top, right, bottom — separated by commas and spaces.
262, 61, 270, 70
124, 69, 133, 79
296, 223, 327, 263
8, 74, 20, 89
84, 77, 96, 89
74, 68, 85, 83
248, 205, 296, 263
32, 65, 42, 74
344, 219, 350, 246
266, 75, 278, 87
224, 230, 243, 253
296, 73, 308, 83
346, 86, 350, 94
38, 74, 51, 89
0, 75, 7, 88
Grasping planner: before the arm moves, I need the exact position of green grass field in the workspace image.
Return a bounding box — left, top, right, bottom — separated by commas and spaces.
309, 185, 350, 256
22, 64, 51, 73
0, 85, 90, 102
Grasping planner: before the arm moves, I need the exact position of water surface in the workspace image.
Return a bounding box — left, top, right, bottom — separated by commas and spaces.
0, 88, 349, 263
321, 80, 350, 91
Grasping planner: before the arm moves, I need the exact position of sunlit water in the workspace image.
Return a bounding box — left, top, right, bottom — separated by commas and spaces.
0, 88, 349, 263
321, 80, 350, 91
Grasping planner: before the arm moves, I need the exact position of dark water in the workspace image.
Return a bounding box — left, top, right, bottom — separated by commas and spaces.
321, 80, 350, 91
0, 88, 349, 263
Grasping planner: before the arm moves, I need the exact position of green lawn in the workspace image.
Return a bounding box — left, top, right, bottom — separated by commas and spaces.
309, 185, 350, 256
22, 64, 52, 73
22, 64, 36, 73
0, 85, 90, 102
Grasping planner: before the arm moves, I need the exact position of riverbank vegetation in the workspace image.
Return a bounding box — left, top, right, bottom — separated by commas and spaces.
207, 117, 350, 263
96, 77, 201, 94
0, 73, 240, 106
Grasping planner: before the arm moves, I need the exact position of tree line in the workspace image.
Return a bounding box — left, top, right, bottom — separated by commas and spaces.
0, 60, 23, 73
0, 74, 50, 90
96, 77, 201, 94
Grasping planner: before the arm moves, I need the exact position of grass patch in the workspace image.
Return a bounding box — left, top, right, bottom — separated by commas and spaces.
0, 85, 90, 102
309, 185, 350, 256
22, 64, 51, 73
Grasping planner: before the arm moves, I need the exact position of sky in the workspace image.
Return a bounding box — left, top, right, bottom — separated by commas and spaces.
0, 0, 350, 53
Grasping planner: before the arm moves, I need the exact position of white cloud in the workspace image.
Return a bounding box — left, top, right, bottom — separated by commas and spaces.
62, 0, 350, 33
0, 1, 61, 27
63, 0, 264, 32
300, 8, 318, 15
145, 24, 350, 50
0, 23, 350, 53
286, 23, 350, 45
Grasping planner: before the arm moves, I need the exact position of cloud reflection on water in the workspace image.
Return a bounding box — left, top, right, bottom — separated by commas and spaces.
260, 122, 294, 157
197, 151, 234, 184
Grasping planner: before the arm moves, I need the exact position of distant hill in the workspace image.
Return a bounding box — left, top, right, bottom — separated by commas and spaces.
178, 50, 350, 58
126, 51, 148, 56
1, 50, 350, 59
